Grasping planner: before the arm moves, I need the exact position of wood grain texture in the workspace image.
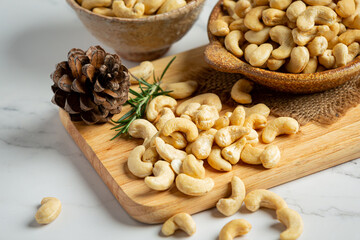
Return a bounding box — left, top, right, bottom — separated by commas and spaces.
59, 46, 360, 224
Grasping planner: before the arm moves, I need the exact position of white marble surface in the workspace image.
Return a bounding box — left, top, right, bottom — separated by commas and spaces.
0, 0, 360, 239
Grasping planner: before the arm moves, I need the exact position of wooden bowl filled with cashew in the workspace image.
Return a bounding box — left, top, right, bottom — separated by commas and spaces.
204, 0, 360, 93
67, 0, 205, 61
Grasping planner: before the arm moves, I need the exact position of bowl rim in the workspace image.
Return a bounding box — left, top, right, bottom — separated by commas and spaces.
66, 0, 206, 22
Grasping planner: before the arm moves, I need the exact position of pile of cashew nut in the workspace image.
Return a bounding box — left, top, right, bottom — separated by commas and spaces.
76, 0, 188, 18
210, 0, 360, 72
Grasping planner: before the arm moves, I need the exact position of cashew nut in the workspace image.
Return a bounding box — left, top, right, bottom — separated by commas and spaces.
247, 43, 274, 67
182, 154, 206, 179
302, 0, 332, 5
144, 160, 175, 191
339, 29, 360, 45
160, 80, 198, 99
260, 145, 281, 168
262, 9, 287, 26
302, 57, 318, 73
267, 57, 286, 70
160, 118, 198, 142
216, 176, 246, 216
138, 0, 166, 14
229, 18, 249, 32
286, 46, 310, 73
225, 30, 245, 57
327, 36, 340, 49
243, 113, 267, 130
269, 0, 292, 10
146, 95, 177, 122
208, 146, 233, 171
229, 106, 245, 126
191, 128, 217, 159
171, 159, 183, 174
244, 43, 258, 63
277, 207, 304, 240
262, 117, 299, 143
215, 126, 251, 147
128, 119, 158, 148
333, 43, 349, 67
219, 219, 252, 240
209, 16, 233, 37
224, 0, 241, 19
162, 213, 196, 236
112, 0, 145, 18
82, 0, 112, 9
319, 49, 335, 68
230, 79, 254, 105
176, 173, 214, 196
128, 145, 153, 178
129, 61, 154, 84
286, 1, 307, 22
92, 7, 115, 16
194, 105, 220, 130
347, 42, 360, 62
240, 144, 263, 165
244, 27, 271, 45
297, 6, 337, 32
307, 36, 328, 57
176, 93, 222, 116
244, 189, 288, 211
180, 102, 201, 120
235, 0, 252, 18
154, 137, 187, 162
157, 0, 186, 14
270, 25, 296, 59
158, 132, 188, 149
244, 6, 269, 31
292, 25, 330, 46
244, 103, 270, 117
335, 0, 356, 18
35, 197, 62, 224
321, 23, 340, 41
155, 107, 175, 131
343, 0, 360, 29
222, 137, 247, 164
214, 115, 231, 130
143, 146, 159, 164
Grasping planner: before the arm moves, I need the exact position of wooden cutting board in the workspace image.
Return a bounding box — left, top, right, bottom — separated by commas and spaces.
59, 46, 360, 224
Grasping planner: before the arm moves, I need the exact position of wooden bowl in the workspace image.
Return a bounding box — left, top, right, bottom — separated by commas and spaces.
67, 0, 205, 62
204, 0, 360, 94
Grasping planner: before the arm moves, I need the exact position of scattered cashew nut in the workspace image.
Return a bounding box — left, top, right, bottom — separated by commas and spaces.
230, 79, 254, 104
219, 219, 252, 240
277, 207, 304, 240
222, 137, 247, 164
182, 154, 206, 179
262, 117, 299, 143
229, 105, 246, 126
215, 126, 251, 147
129, 61, 154, 84
154, 137, 187, 163
190, 128, 217, 160
176, 173, 214, 196
128, 119, 158, 148
244, 189, 288, 211
35, 197, 62, 224
146, 95, 177, 122
225, 30, 245, 57
160, 118, 198, 142
194, 105, 220, 130
176, 93, 222, 116
144, 160, 175, 191
162, 213, 196, 236
127, 145, 153, 178
208, 146, 233, 171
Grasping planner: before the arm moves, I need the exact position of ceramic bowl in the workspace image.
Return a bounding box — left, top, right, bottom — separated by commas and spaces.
204, 0, 360, 94
67, 0, 205, 62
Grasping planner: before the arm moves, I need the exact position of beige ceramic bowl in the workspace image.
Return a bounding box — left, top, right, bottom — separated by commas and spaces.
67, 0, 205, 61
204, 0, 360, 94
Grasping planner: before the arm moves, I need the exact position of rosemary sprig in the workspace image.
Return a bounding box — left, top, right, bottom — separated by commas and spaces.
111, 57, 176, 140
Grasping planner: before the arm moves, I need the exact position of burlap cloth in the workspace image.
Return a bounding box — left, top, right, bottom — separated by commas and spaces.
191, 67, 360, 125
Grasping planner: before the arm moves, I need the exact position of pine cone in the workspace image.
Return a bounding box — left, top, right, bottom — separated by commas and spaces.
51, 46, 130, 124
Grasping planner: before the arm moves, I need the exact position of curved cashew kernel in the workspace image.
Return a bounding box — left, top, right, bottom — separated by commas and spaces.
176, 93, 222, 116
157, 0, 186, 14
243, 113, 267, 130
224, 0, 241, 19
176, 173, 214, 196
82, 0, 111, 9
244, 44, 258, 63
286, 1, 307, 22
347, 42, 360, 62
267, 57, 286, 70
214, 115, 230, 130
209, 16, 233, 37
248, 43, 274, 67
277, 208, 304, 240
235, 0, 252, 18
303, 0, 332, 5
321, 23, 340, 41
244, 27, 271, 45
160, 80, 198, 99
286, 46, 310, 73
260, 145, 281, 168
229, 18, 249, 32
245, 130, 259, 145
343, 0, 360, 29
92, 7, 116, 16
162, 132, 188, 149
302, 57, 318, 73
182, 154, 206, 179
208, 146, 233, 171
180, 102, 202, 120
307, 36, 328, 57
335, 0, 356, 18
240, 144, 263, 165
230, 79, 254, 105
215, 126, 251, 147
160, 118, 198, 142
244, 189, 288, 212
128, 145, 153, 178
35, 197, 61, 224
244, 6, 269, 31
219, 219, 252, 240
262, 9, 287, 26
217, 176, 246, 216
195, 105, 220, 130
154, 137, 187, 162
171, 159, 183, 174
222, 137, 247, 164
292, 25, 330, 46
128, 119, 158, 148
339, 30, 360, 45
328, 36, 340, 50
262, 117, 299, 143
297, 6, 337, 32
142, 146, 159, 164
146, 96, 177, 122
270, 26, 295, 60
230, 105, 246, 126
112, 1, 145, 18
269, 0, 292, 10
162, 213, 196, 236
319, 49, 336, 69
333, 43, 349, 67
138, 0, 166, 14
129, 61, 154, 84
191, 129, 217, 159
244, 103, 270, 117
225, 30, 245, 57
155, 107, 175, 131
145, 160, 175, 191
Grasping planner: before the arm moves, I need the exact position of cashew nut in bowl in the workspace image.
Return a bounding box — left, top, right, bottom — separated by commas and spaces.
335, 0, 356, 18
182, 154, 206, 179
162, 213, 196, 236
35, 197, 62, 224
142, 146, 159, 164
230, 80, 254, 104
216, 176, 246, 216
215, 126, 251, 147
157, 0, 186, 14
307, 36, 328, 57
269, 0, 292, 10
225, 30, 245, 57
262, 9, 287, 26
292, 25, 330, 46
277, 207, 304, 240
229, 105, 246, 126
208, 146, 233, 171
244, 27, 271, 45
244, 103, 270, 117
81, 0, 112, 10
243, 113, 267, 130
146, 96, 177, 122
112, 1, 145, 18
302, 0, 332, 5
339, 29, 360, 45
286, 46, 310, 73
347, 42, 360, 62
302, 57, 318, 73
92, 7, 116, 16
155, 107, 175, 131
296, 6, 337, 32
138, 0, 167, 14
160, 118, 198, 142
247, 43, 274, 67
260, 145, 281, 168
229, 18, 249, 32
154, 137, 187, 162
244, 6, 268, 31
191, 128, 217, 160
262, 117, 299, 143
244, 189, 288, 211
318, 49, 336, 69
270, 25, 296, 59
219, 219, 252, 240
235, 0, 252, 17
286, 1, 307, 22
129, 61, 154, 84
160, 80, 198, 99
222, 137, 247, 164
128, 119, 158, 148
194, 105, 220, 130
144, 160, 175, 191
209, 16, 233, 37
343, 1, 360, 29
240, 144, 263, 165
214, 115, 230, 130
127, 145, 153, 178
224, 0, 240, 19
267, 57, 286, 70
176, 173, 214, 196
333, 43, 349, 67
176, 93, 222, 116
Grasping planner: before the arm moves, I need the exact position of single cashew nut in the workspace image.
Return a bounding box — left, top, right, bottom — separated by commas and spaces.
262, 9, 287, 26
129, 61, 154, 84
321, 23, 340, 41
209, 16, 233, 37
247, 43, 274, 67
225, 30, 245, 57
128, 119, 158, 148
241, 144, 263, 165
138, 0, 166, 14
194, 105, 220, 130
222, 137, 247, 164
160, 118, 198, 142
215, 126, 251, 147
319, 49, 336, 69
142, 146, 159, 164
235, 0, 252, 17
243, 113, 267, 130
162, 213, 196, 236
157, 0, 186, 14
292, 25, 330, 46
112, 1, 145, 18
339, 29, 360, 45
191, 128, 217, 159
262, 117, 299, 143
176, 93, 222, 116
159, 132, 188, 149
244, 27, 271, 45
92, 7, 116, 16
286, 1, 307, 22
229, 106, 246, 126
171, 159, 183, 174
144, 160, 175, 191
146, 95, 177, 122
214, 115, 231, 130
244, 189, 288, 211
176, 173, 214, 196
302, 57, 318, 73
244, 6, 269, 31
267, 57, 286, 70
216, 176, 246, 216
128, 145, 153, 178
155, 107, 175, 131
286, 46, 310, 73
343, 0, 360, 29
82, 0, 112, 9
244, 103, 270, 117
180, 102, 202, 120
327, 36, 340, 50
270, 25, 296, 59
229, 18, 249, 32
335, 0, 356, 18
277, 207, 304, 240
219, 219, 252, 240
347, 42, 360, 62
154, 137, 187, 162
333, 43, 349, 67
260, 145, 281, 168
244, 44, 258, 63
182, 154, 206, 179
160, 80, 198, 99
224, 0, 241, 19
230, 79, 254, 104
296, 6, 337, 32
208, 146, 233, 171
307, 36, 328, 57
35, 197, 62, 224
